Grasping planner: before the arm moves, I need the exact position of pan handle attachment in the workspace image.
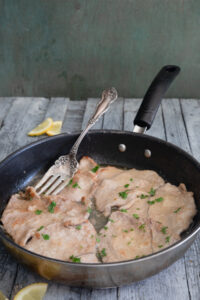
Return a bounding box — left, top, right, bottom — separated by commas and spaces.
133, 65, 181, 133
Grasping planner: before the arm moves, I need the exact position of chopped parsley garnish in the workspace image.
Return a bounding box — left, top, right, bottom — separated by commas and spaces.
109, 218, 114, 223
165, 236, 170, 243
120, 209, 128, 213
139, 224, 146, 231
35, 210, 42, 215
148, 188, 156, 196
42, 234, 50, 240
174, 207, 182, 213
158, 245, 163, 248
67, 179, 73, 187
136, 208, 140, 210
123, 229, 128, 233
155, 197, 164, 202
103, 234, 106, 237
91, 165, 100, 173
147, 200, 155, 205
37, 226, 44, 231
29, 196, 33, 201
90, 235, 94, 238
161, 226, 168, 234
96, 238, 100, 243
100, 248, 107, 257
130, 228, 134, 231
48, 201, 56, 213
76, 225, 81, 230
124, 184, 129, 188
119, 190, 128, 199
127, 241, 131, 245
140, 194, 148, 199
69, 255, 81, 263
133, 214, 139, 219
104, 226, 108, 230
112, 234, 117, 238
130, 178, 133, 181
135, 255, 140, 259
87, 207, 92, 213
72, 182, 81, 189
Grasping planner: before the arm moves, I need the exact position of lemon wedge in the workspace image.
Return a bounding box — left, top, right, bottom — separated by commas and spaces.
46, 120, 62, 136
13, 283, 48, 300
28, 118, 53, 136
0, 291, 8, 300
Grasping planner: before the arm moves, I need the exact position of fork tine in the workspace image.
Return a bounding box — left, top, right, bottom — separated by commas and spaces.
52, 181, 68, 195
38, 175, 60, 195
45, 177, 64, 195
35, 172, 52, 191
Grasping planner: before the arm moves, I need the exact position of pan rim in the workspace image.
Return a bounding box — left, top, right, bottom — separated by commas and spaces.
0, 129, 200, 267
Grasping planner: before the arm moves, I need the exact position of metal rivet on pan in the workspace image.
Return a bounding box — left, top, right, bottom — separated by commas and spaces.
144, 149, 151, 158
118, 144, 126, 152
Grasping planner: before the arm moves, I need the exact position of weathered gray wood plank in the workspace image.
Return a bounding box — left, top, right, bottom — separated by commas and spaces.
0, 97, 49, 299
81, 98, 103, 130
162, 98, 199, 300
0, 98, 14, 129
179, 99, 200, 300
103, 98, 124, 130
62, 100, 86, 133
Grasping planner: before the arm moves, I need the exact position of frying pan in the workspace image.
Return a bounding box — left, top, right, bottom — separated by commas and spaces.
0, 66, 199, 288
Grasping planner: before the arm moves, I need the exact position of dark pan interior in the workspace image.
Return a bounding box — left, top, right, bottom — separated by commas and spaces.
0, 131, 200, 240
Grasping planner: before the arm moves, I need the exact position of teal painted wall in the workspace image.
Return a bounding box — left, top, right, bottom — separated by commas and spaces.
0, 0, 200, 99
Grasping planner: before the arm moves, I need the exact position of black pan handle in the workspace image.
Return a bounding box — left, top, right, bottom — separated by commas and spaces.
134, 65, 181, 130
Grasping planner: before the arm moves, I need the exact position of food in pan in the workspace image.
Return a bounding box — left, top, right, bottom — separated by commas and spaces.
1, 156, 197, 263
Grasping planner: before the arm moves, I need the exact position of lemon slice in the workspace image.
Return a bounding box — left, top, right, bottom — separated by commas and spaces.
0, 291, 8, 300
13, 283, 48, 300
28, 118, 53, 136
46, 120, 62, 136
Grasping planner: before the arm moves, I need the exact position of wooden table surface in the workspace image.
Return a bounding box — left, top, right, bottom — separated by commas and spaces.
0, 97, 199, 300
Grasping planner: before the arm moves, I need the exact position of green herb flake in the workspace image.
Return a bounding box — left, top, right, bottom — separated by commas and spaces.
69, 255, 81, 263
127, 241, 131, 245
100, 248, 107, 257
135, 255, 140, 259
37, 226, 44, 232
123, 229, 128, 233
148, 188, 156, 196
139, 224, 146, 231
161, 226, 168, 234
109, 218, 114, 223
112, 234, 117, 238
87, 207, 92, 213
104, 226, 108, 230
130, 228, 134, 231
147, 200, 155, 205
90, 235, 94, 238
140, 194, 148, 199
158, 245, 163, 248
124, 184, 129, 188
165, 236, 170, 243
91, 165, 100, 173
133, 214, 139, 219
76, 225, 81, 230
136, 208, 140, 210
103, 234, 106, 237
155, 197, 164, 203
67, 179, 73, 187
119, 191, 128, 199
42, 234, 50, 240
130, 178, 133, 182
120, 209, 128, 213
48, 201, 56, 213
35, 210, 42, 215
72, 182, 81, 189
174, 207, 182, 213
96, 238, 100, 243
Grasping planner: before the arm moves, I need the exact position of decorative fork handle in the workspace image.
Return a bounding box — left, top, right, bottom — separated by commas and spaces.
70, 87, 118, 157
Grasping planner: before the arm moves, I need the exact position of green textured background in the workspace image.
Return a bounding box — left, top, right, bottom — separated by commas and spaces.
0, 0, 200, 99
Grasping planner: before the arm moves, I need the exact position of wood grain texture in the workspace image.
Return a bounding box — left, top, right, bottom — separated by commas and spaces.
0, 98, 199, 300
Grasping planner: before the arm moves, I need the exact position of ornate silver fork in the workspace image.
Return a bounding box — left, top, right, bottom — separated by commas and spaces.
35, 87, 118, 195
